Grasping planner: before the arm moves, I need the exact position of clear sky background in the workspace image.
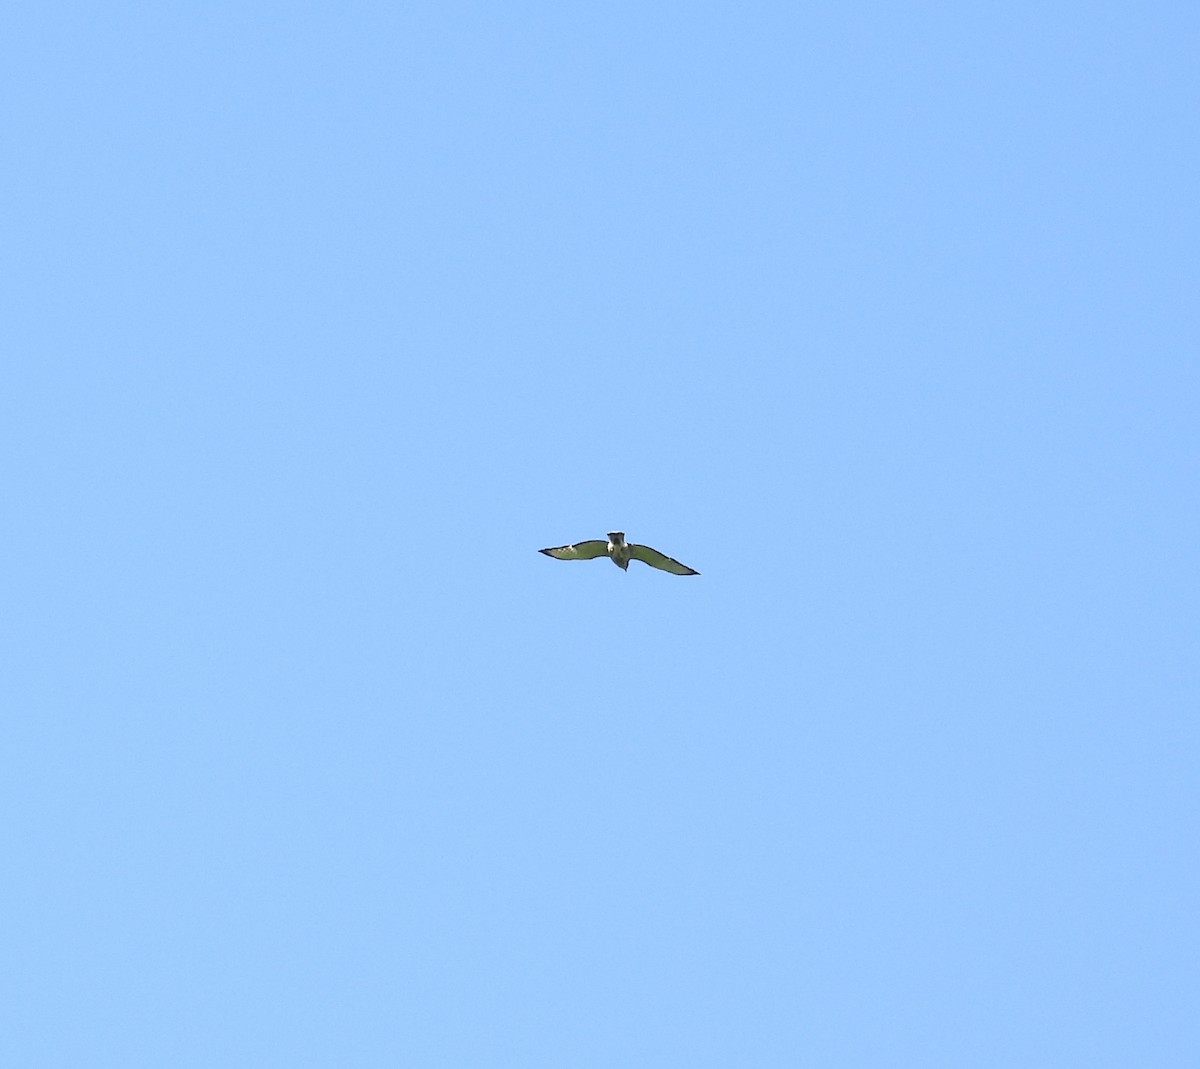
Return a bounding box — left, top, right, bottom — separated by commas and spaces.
3, 3, 1197, 1066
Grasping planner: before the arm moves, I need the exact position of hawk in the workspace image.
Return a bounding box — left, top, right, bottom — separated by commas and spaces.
539, 531, 699, 575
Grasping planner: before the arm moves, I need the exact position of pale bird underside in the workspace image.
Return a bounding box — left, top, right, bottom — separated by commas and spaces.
539, 531, 699, 575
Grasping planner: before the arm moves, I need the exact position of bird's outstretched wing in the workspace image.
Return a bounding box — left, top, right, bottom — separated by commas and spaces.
627, 543, 699, 575
539, 540, 610, 561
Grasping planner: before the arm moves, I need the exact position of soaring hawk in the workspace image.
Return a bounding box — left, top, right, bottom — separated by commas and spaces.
539, 532, 699, 575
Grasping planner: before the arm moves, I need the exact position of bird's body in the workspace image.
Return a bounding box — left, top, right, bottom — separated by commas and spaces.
539, 531, 699, 576
607, 531, 632, 570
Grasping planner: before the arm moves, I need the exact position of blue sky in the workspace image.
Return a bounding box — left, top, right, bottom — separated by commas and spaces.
3, 3, 1198, 1065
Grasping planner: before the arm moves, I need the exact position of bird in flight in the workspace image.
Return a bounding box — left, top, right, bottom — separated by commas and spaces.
539, 531, 699, 575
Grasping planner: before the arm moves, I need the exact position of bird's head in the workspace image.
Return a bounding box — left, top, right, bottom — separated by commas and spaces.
607, 531, 625, 545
